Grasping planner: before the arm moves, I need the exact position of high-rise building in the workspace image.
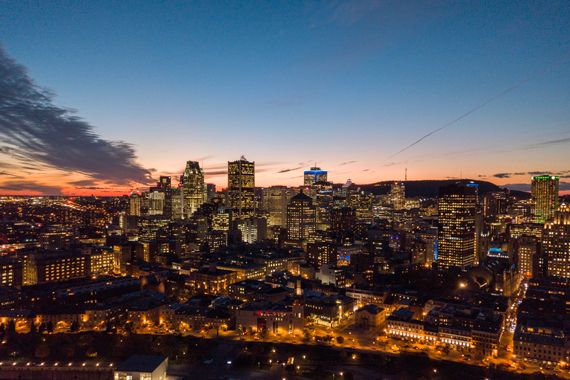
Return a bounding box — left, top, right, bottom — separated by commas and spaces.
389, 181, 406, 210
437, 183, 477, 270
543, 203, 570, 279
261, 186, 295, 227
129, 193, 142, 216
531, 175, 559, 223
147, 190, 165, 216
228, 156, 255, 219
286, 190, 316, 242
304, 167, 328, 186
513, 236, 539, 278
181, 161, 207, 218
157, 176, 172, 218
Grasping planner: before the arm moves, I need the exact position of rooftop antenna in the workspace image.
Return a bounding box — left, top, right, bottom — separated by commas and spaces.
405, 168, 407, 181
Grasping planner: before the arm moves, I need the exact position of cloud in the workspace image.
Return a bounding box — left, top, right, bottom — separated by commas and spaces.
0, 180, 62, 195
526, 137, 570, 149
278, 166, 302, 173
504, 182, 570, 192
492, 170, 570, 179
0, 46, 152, 186
69, 179, 99, 186
338, 160, 357, 166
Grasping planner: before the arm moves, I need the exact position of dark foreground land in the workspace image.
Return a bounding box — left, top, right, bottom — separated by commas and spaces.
0, 333, 561, 379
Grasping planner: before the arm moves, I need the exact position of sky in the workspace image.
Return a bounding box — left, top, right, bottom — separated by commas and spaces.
0, 0, 569, 195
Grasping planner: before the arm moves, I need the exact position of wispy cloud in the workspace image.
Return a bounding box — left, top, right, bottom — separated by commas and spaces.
0, 46, 152, 186
338, 160, 357, 166
0, 180, 62, 195
492, 170, 570, 179
525, 137, 570, 149
278, 166, 302, 173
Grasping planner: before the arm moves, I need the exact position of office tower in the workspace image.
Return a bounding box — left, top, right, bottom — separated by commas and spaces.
157, 176, 172, 218
206, 183, 217, 202
389, 181, 406, 210
181, 161, 207, 218
531, 175, 559, 223
330, 207, 356, 239
228, 156, 255, 219
129, 193, 142, 216
437, 183, 477, 270
147, 190, 165, 216
261, 186, 295, 227
286, 190, 316, 242
513, 236, 539, 278
307, 241, 336, 268
543, 203, 570, 279
304, 166, 328, 186
171, 187, 184, 220
236, 216, 267, 243
483, 190, 509, 220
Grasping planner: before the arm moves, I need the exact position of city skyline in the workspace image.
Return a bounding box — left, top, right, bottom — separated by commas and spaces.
1, 1, 570, 195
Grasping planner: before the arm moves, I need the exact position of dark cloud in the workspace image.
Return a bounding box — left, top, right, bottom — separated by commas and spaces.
493, 173, 512, 179
339, 160, 358, 166
492, 170, 570, 179
0, 180, 62, 195
0, 46, 152, 186
70, 179, 99, 186
504, 182, 570, 192
278, 166, 302, 173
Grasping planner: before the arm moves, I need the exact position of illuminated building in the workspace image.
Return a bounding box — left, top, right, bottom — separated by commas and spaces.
186, 267, 238, 295
228, 156, 255, 219
236, 300, 304, 333
513, 236, 539, 278
261, 186, 295, 227
236, 216, 267, 243
330, 207, 356, 239
147, 190, 165, 216
286, 190, 316, 242
180, 161, 207, 218
514, 277, 570, 364
0, 256, 23, 287
129, 193, 142, 216
157, 176, 172, 218
303, 166, 327, 186
543, 203, 570, 279
211, 212, 230, 231
306, 241, 336, 268
87, 249, 118, 276
23, 251, 88, 284
531, 175, 559, 223
483, 190, 509, 220
389, 181, 406, 210
437, 183, 477, 269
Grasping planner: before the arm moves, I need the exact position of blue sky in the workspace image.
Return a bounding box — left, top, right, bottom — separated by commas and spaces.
0, 0, 569, 193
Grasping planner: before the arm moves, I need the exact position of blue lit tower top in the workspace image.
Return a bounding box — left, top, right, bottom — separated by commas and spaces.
303, 166, 327, 186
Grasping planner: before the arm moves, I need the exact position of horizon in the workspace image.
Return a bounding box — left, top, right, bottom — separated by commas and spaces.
1, 1, 569, 196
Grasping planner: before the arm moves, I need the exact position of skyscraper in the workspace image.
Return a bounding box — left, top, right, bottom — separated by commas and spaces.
437, 183, 478, 270
389, 181, 406, 210
261, 186, 295, 227
157, 176, 172, 218
287, 190, 316, 242
531, 175, 559, 223
543, 203, 570, 279
180, 161, 206, 218
228, 156, 255, 219
303, 166, 327, 186
129, 193, 142, 216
